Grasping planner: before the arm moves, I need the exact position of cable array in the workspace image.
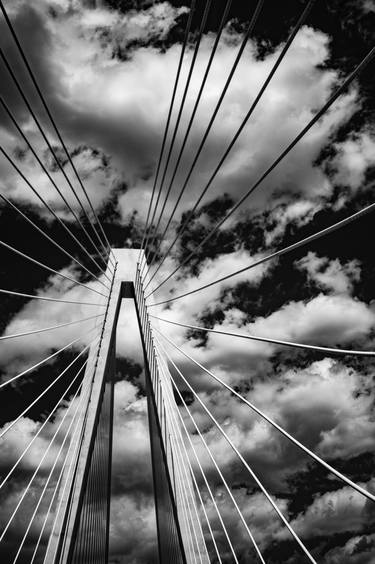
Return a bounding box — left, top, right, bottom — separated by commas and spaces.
1, 0, 374, 561
0, 0, 114, 266
0, 1, 116, 560
134, 1, 375, 560
146, 43, 375, 298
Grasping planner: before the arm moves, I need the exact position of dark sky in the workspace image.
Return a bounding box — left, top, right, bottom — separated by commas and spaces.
0, 0, 375, 563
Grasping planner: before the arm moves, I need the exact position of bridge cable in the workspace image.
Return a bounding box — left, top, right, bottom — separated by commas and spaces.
11, 381, 87, 562
157, 348, 213, 563
12, 361, 97, 563
0, 50, 113, 270
0, 237, 109, 298
22, 373, 91, 564
156, 341, 238, 563
150, 315, 375, 356
142, 0, 265, 276
0, 313, 104, 343
0, 193, 111, 291
137, 0, 197, 265
11, 369, 90, 564
148, 44, 375, 297
141, 0, 216, 272
143, 0, 234, 281
40, 355, 96, 564
144, 0, 316, 289
156, 335, 285, 563
134, 275, 202, 561
155, 328, 375, 504
0, 145, 113, 280
0, 96, 112, 280
0, 344, 97, 545
148, 199, 375, 306
0, 288, 106, 307
156, 349, 217, 562
175, 452, 203, 564
0, 337, 98, 443
0, 336, 99, 493
13, 383, 89, 564
0, 332, 95, 391
0, 1, 114, 263
156, 334, 318, 563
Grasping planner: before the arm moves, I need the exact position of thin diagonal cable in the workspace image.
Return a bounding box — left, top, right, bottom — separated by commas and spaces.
164, 411, 214, 564
12, 376, 87, 564
0, 288, 106, 306
10, 355, 96, 564
0, 353, 94, 544
142, 0, 265, 276
0, 238, 109, 298
0, 331, 92, 390
0, 332, 99, 490
157, 345, 236, 563
0, 146, 112, 279
29, 400, 86, 564
138, 0, 197, 266
156, 328, 375, 504
149, 200, 375, 306
174, 445, 202, 564
23, 349, 100, 564
171, 425, 202, 564
0, 3, 114, 262
143, 0, 266, 284
41, 357, 95, 564
0, 97, 112, 280
11, 376, 92, 564
155, 335, 267, 563
142, 0, 214, 271
156, 346, 229, 563
157, 354, 210, 564
150, 315, 375, 356
0, 313, 103, 342
0, 47, 112, 268
156, 335, 317, 564
144, 0, 234, 281
145, 0, 315, 289
0, 337, 98, 441
0, 192, 110, 290
148, 44, 375, 297
173, 460, 196, 564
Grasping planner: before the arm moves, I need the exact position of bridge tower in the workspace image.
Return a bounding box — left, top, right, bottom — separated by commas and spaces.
44, 249, 209, 564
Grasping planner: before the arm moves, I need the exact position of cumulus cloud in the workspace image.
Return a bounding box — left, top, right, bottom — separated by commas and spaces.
162, 355, 375, 496
155, 283, 375, 392
296, 252, 361, 295
324, 533, 375, 564
0, 0, 369, 234
0, 265, 108, 373
284, 484, 375, 539
330, 131, 375, 193
1, 0, 374, 562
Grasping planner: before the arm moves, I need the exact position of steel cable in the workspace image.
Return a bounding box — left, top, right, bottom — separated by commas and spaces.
148, 44, 375, 297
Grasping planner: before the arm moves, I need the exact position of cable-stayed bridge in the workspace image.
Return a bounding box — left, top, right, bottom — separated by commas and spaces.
0, 0, 374, 562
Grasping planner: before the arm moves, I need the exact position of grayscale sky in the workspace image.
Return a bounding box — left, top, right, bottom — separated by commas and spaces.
0, 0, 374, 563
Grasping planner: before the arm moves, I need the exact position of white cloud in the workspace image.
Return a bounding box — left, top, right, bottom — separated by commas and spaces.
0, 265, 108, 373
330, 131, 375, 192
324, 533, 375, 564
284, 484, 374, 538
296, 252, 361, 295
0, 1, 365, 230
165, 356, 375, 494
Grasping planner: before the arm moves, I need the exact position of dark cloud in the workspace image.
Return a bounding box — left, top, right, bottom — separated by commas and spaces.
0, 0, 374, 562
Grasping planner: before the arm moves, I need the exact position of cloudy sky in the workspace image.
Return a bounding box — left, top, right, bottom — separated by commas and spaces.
0, 0, 375, 562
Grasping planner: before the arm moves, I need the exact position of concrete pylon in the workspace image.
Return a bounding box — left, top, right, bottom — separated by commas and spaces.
45, 249, 209, 564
